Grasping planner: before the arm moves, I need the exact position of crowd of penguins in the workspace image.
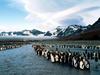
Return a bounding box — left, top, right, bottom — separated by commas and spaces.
32, 45, 100, 70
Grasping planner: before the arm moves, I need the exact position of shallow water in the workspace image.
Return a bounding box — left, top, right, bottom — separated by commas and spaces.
0, 45, 100, 75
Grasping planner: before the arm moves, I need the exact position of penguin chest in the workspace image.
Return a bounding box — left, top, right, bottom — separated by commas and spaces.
80, 61, 84, 70
50, 54, 55, 62
55, 55, 59, 62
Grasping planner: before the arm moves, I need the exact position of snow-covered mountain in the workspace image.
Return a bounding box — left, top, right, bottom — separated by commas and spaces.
0, 29, 54, 38
0, 29, 44, 36
0, 25, 89, 37
53, 25, 87, 37
57, 17, 100, 40
44, 31, 52, 36
0, 17, 100, 39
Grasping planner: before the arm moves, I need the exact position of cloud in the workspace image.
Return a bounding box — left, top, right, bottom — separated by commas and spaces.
40, 3, 100, 29
58, 15, 85, 26
10, 0, 100, 31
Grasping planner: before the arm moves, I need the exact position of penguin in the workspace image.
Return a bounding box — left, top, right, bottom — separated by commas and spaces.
85, 62, 90, 70
93, 52, 96, 59
63, 53, 67, 63
39, 49, 42, 56
79, 60, 85, 70
94, 52, 98, 62
44, 50, 48, 59
65, 52, 68, 63
83, 52, 86, 58
85, 50, 87, 54
55, 54, 59, 62
36, 49, 39, 55
50, 52, 55, 63
76, 55, 81, 69
72, 57, 75, 66
47, 51, 50, 60
90, 52, 92, 60
72, 57, 79, 68
83, 59, 90, 70
68, 55, 73, 66
63, 45, 66, 48
87, 52, 90, 59
55, 51, 60, 62
74, 58, 79, 68
34, 45, 38, 51
42, 50, 45, 56
68, 52, 72, 63
59, 52, 64, 63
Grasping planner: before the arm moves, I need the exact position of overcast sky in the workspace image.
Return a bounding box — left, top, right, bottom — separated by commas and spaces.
0, 0, 100, 32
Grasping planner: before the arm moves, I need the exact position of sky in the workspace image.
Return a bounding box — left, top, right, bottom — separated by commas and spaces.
0, 0, 100, 32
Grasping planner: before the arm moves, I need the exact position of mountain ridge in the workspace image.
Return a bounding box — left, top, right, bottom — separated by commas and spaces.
0, 17, 100, 40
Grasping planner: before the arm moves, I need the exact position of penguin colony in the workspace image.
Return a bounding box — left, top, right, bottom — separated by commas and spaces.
0, 45, 22, 51
32, 45, 100, 70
